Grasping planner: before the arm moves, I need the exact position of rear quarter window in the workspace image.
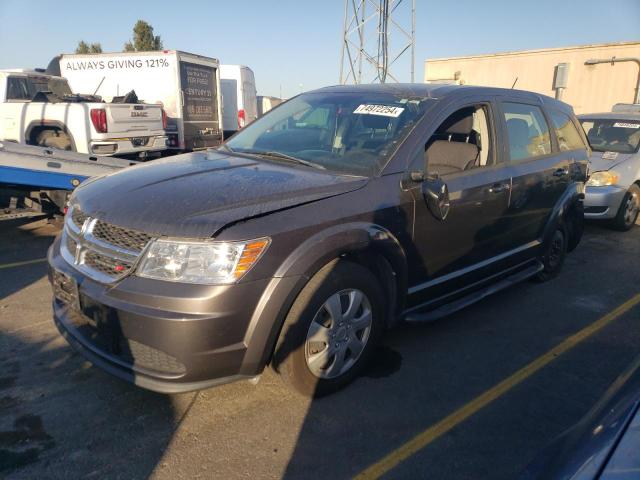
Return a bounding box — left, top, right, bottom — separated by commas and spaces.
549, 110, 585, 151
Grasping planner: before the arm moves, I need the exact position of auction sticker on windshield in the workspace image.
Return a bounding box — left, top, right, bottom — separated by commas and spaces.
353, 104, 405, 117
613, 122, 640, 129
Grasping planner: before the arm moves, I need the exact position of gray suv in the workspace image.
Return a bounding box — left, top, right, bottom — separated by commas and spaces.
48, 84, 589, 397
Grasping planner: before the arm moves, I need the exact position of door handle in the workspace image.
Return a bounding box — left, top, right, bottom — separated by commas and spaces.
553, 167, 569, 177
489, 182, 510, 193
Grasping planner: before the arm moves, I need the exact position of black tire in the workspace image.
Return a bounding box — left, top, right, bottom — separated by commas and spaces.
36, 130, 72, 151
272, 259, 385, 397
610, 184, 640, 232
534, 224, 567, 282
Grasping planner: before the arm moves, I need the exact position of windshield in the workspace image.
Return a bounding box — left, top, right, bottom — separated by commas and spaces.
225, 92, 432, 176
580, 118, 640, 154
29, 76, 73, 98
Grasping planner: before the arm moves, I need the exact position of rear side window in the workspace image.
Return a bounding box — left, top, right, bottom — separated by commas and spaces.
550, 110, 585, 151
502, 102, 551, 162
6, 77, 31, 100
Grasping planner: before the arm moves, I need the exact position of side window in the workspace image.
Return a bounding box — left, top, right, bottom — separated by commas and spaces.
425, 104, 493, 176
6, 77, 31, 101
549, 110, 585, 151
502, 102, 551, 162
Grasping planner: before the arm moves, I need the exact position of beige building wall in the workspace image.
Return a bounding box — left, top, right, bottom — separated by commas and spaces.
424, 42, 640, 114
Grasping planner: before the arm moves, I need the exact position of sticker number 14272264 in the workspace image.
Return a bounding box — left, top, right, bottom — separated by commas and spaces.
353, 104, 405, 117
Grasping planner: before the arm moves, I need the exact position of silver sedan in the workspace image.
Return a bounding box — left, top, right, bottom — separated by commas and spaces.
579, 111, 640, 231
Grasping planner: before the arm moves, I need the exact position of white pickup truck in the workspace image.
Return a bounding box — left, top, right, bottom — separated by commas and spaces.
0, 69, 168, 157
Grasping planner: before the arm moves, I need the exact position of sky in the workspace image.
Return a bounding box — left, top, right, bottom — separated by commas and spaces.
0, 0, 638, 98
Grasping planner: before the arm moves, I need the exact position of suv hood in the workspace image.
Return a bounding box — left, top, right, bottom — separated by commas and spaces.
589, 151, 634, 172
71, 150, 367, 238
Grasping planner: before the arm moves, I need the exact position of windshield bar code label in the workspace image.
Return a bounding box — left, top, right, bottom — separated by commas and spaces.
353, 104, 405, 117
613, 122, 640, 129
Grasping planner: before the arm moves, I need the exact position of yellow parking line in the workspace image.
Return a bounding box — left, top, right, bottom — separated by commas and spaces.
354, 292, 640, 480
0, 258, 47, 270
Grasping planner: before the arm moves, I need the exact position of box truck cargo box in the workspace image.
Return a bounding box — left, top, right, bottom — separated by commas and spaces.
220, 65, 258, 139
59, 51, 223, 151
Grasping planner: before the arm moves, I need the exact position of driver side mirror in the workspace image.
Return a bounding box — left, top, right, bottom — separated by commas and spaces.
421, 173, 450, 221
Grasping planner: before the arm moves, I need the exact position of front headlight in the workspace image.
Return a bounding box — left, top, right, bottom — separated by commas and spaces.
137, 238, 270, 284
586, 171, 619, 187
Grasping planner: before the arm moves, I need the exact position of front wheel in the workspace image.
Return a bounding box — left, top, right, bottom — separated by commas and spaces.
611, 184, 640, 231
534, 224, 567, 282
272, 260, 384, 397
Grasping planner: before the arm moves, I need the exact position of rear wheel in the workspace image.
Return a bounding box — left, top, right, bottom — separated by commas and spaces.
534, 224, 567, 282
35, 130, 72, 151
272, 260, 384, 397
611, 184, 640, 231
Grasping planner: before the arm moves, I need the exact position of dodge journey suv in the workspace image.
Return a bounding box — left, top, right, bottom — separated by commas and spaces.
48, 84, 589, 397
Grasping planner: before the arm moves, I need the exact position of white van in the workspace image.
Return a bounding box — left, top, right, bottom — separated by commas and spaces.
58, 51, 223, 151
220, 65, 258, 138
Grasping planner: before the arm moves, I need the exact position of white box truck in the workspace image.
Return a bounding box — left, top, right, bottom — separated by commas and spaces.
220, 65, 258, 139
57, 51, 223, 151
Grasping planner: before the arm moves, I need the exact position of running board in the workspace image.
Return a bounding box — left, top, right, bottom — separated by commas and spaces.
404, 261, 544, 323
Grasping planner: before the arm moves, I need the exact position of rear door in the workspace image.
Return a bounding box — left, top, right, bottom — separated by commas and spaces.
407, 96, 512, 303
179, 61, 221, 149
497, 99, 570, 248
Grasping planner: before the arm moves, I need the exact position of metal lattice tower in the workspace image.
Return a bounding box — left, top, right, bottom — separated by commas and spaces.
339, 0, 416, 85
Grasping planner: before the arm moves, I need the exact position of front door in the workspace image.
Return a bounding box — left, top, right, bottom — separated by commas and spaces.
406, 100, 512, 305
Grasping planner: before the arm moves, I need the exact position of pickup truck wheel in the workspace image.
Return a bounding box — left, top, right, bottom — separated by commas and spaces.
611, 184, 640, 231
36, 130, 72, 151
534, 225, 567, 282
273, 260, 384, 397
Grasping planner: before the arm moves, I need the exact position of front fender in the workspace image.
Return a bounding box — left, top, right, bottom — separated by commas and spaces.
240, 222, 408, 373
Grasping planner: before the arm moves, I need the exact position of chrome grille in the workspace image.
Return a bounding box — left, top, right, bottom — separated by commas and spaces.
61, 207, 152, 283
66, 235, 77, 256
92, 220, 151, 253
84, 250, 134, 277
71, 209, 88, 229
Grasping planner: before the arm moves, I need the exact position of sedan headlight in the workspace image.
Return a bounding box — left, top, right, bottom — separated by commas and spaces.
586, 171, 619, 187
137, 238, 270, 284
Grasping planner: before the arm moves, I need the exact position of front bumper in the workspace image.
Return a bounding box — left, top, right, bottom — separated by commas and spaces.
583, 185, 627, 219
90, 135, 168, 156
47, 236, 290, 393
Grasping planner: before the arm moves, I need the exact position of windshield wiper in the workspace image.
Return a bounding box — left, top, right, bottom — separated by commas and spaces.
240, 150, 326, 170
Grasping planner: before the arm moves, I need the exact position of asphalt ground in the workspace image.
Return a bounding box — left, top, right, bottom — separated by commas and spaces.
0, 217, 639, 479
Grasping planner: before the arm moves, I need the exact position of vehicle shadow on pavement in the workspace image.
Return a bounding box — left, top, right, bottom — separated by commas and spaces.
0, 327, 191, 479
277, 222, 640, 480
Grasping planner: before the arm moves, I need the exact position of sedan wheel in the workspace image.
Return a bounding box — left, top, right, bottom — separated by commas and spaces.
612, 185, 640, 231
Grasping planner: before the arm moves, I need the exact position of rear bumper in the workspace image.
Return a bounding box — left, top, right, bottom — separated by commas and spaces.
584, 185, 626, 219
90, 135, 168, 156
47, 236, 299, 394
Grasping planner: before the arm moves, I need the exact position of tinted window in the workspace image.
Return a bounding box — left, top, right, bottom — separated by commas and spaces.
550, 110, 585, 151
580, 118, 640, 154
6, 77, 30, 100
226, 92, 432, 176
503, 103, 551, 162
